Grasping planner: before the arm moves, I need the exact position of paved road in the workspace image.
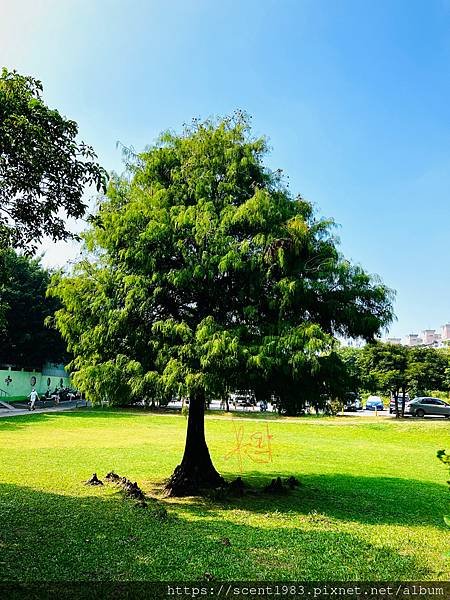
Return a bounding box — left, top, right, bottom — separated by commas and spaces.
165, 401, 448, 419
162, 399, 395, 417
347, 409, 391, 417
0, 399, 88, 418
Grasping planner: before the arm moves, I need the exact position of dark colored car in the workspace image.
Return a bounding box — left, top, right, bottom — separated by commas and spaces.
344, 392, 363, 411
229, 390, 256, 408
389, 394, 410, 414
406, 397, 450, 418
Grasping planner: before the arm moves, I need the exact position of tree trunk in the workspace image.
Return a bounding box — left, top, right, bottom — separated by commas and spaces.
165, 388, 224, 496
394, 391, 400, 418
400, 388, 406, 418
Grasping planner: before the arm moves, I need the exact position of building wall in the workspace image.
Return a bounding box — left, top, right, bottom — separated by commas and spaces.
404, 334, 421, 346
421, 330, 436, 345
386, 338, 402, 344
0, 366, 70, 398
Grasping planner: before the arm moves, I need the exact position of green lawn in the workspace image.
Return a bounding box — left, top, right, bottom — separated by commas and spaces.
0, 409, 448, 581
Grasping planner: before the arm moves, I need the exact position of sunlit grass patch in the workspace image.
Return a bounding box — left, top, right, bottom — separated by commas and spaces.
0, 409, 448, 581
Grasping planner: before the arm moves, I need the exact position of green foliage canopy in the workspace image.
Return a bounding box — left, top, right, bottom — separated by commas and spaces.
360, 342, 450, 416
0, 68, 106, 251
361, 342, 409, 398
50, 114, 394, 408
0, 249, 67, 368
407, 346, 449, 397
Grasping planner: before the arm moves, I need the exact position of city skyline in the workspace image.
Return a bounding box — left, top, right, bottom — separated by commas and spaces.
386, 323, 450, 346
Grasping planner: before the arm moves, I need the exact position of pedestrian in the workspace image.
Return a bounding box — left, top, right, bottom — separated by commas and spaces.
28, 388, 39, 411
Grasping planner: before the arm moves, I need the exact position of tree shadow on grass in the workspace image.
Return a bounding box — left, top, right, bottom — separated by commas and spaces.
0, 482, 436, 582
171, 471, 449, 530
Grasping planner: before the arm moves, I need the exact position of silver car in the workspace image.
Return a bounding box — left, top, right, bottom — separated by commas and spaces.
406, 397, 450, 418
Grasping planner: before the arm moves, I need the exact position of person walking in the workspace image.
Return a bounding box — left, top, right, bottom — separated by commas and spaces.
28, 388, 39, 411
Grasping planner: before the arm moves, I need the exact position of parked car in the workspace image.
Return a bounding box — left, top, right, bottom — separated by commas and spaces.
389, 393, 410, 414
365, 395, 384, 411
344, 392, 363, 412
406, 397, 450, 418
229, 390, 256, 408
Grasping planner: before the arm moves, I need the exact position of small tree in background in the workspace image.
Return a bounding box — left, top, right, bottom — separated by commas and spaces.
407, 347, 448, 398
0, 249, 66, 368
361, 342, 409, 417
361, 342, 449, 417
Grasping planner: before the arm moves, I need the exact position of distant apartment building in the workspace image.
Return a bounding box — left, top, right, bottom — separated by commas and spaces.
400, 324, 450, 347
403, 333, 422, 346
352, 323, 450, 348
421, 329, 437, 345
442, 323, 450, 341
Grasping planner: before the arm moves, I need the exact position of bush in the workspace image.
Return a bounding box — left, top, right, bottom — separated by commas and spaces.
327, 398, 344, 416
430, 391, 450, 401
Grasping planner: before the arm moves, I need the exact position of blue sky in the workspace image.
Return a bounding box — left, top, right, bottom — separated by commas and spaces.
1, 0, 449, 338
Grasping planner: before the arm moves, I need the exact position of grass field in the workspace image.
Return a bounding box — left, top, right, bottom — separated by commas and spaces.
0, 409, 448, 582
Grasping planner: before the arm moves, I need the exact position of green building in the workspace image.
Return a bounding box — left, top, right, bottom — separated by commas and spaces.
0, 363, 71, 400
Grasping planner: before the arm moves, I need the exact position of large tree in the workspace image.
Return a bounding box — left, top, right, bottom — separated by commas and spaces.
50, 114, 394, 495
0, 249, 67, 369
0, 68, 106, 252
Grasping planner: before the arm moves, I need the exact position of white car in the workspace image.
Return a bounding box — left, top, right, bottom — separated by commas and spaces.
406, 397, 450, 418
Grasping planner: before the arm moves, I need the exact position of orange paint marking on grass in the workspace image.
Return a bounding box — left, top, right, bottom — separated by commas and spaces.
224, 422, 273, 473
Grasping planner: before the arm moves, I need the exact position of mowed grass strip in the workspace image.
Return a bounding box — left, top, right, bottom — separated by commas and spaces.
0, 409, 448, 581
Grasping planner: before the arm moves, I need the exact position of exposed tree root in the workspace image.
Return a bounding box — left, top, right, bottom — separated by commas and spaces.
85, 473, 103, 486
264, 475, 301, 493
264, 476, 286, 493
228, 476, 245, 496
164, 462, 225, 497
166, 470, 301, 499
104, 471, 167, 518
286, 475, 300, 489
